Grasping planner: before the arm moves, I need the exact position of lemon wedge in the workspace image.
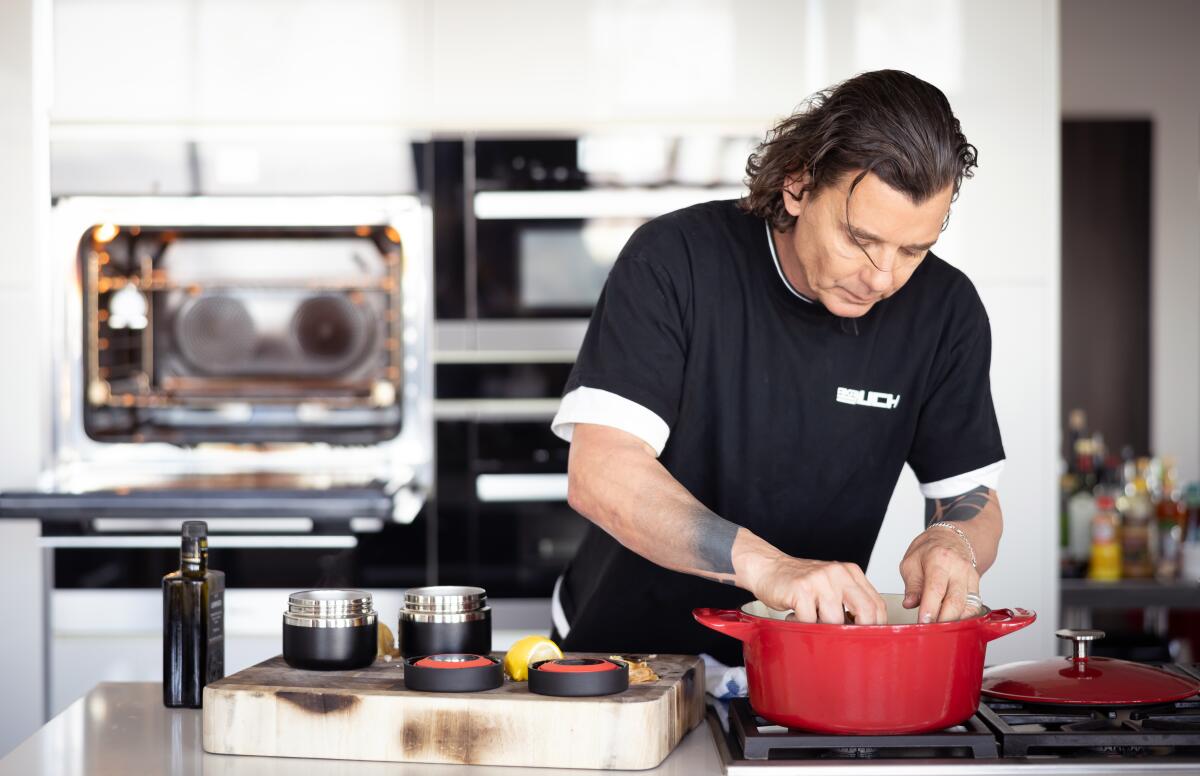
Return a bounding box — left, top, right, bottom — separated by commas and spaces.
503, 635, 563, 681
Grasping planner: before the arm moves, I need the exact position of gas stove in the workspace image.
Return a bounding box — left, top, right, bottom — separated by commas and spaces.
711, 663, 1200, 774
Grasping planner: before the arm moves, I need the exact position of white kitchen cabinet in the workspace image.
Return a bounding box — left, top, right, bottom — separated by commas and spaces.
52, 0, 818, 130
53, 0, 430, 124
52, 0, 195, 122
429, 0, 810, 129
193, 0, 430, 123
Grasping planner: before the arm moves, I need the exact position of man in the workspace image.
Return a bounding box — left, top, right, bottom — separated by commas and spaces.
549, 70, 1004, 667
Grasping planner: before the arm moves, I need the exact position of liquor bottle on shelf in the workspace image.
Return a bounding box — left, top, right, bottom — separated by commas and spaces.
1120, 457, 1157, 579
1155, 457, 1187, 580
1096, 454, 1124, 500
1066, 453, 1097, 573
1066, 409, 1089, 474
163, 521, 225, 708
1088, 494, 1122, 581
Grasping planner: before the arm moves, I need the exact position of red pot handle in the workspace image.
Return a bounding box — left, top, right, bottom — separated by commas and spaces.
979, 607, 1036, 642
693, 608, 757, 642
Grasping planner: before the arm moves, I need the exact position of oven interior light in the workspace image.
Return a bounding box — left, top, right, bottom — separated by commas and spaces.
107, 285, 149, 330
87, 379, 111, 406
371, 380, 397, 407
92, 223, 120, 244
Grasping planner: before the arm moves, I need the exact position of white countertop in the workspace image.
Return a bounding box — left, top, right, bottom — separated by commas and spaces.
9, 682, 1200, 776
0, 682, 724, 776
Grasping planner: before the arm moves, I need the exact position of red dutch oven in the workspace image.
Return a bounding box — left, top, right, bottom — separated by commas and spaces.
694, 593, 1036, 734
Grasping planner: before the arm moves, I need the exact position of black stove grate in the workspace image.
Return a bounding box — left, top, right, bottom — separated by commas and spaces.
977, 662, 1200, 758
727, 698, 999, 760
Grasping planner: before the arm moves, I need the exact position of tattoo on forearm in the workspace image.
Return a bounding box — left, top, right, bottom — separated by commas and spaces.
683, 505, 738, 582
925, 485, 994, 527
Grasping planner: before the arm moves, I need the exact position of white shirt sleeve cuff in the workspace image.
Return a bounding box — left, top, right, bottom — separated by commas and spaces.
550, 386, 671, 457
919, 460, 1005, 499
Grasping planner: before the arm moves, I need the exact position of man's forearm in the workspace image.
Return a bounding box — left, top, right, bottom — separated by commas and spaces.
566, 424, 780, 589
923, 486, 1003, 574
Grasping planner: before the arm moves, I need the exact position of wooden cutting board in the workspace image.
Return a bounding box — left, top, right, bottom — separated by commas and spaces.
202, 653, 705, 770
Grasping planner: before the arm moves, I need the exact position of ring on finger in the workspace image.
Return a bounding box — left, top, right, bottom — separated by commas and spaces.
964, 592, 984, 611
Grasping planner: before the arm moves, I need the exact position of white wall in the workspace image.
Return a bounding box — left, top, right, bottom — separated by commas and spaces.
0, 0, 51, 758
1061, 0, 1200, 484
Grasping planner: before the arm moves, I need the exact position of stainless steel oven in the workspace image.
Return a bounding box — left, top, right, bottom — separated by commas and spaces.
425, 135, 748, 597
4, 196, 433, 525
435, 136, 747, 321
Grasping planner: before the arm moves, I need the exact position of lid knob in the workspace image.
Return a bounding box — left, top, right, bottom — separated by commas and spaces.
1056, 628, 1105, 661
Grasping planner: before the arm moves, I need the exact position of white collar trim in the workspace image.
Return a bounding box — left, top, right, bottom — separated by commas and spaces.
765, 221, 814, 303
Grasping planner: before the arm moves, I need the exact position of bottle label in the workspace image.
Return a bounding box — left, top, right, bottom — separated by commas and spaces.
207, 574, 226, 682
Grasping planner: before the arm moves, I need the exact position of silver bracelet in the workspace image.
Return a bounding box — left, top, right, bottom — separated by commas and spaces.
927, 521, 977, 570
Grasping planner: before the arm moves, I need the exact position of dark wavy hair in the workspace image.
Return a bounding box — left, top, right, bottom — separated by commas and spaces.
739, 70, 978, 234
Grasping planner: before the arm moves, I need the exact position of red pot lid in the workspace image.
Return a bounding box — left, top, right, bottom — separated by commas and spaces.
982, 629, 1200, 705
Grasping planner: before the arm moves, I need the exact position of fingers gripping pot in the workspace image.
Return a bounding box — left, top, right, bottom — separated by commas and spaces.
399, 586, 491, 658
283, 590, 378, 671
694, 593, 1035, 734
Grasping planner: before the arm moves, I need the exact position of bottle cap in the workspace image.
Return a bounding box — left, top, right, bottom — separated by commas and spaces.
182, 521, 208, 538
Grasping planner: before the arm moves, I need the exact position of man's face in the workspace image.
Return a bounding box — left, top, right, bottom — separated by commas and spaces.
781, 171, 954, 318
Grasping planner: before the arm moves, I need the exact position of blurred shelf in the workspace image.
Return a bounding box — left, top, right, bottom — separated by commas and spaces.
1060, 578, 1200, 609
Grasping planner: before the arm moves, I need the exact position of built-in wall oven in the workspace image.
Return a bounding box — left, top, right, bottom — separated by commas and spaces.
3, 195, 433, 542
0, 193, 438, 713
430, 135, 748, 597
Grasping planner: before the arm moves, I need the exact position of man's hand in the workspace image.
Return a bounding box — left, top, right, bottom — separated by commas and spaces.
742, 554, 889, 624
898, 528, 980, 623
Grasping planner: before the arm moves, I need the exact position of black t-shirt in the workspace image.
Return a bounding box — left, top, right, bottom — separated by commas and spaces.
554, 199, 1004, 665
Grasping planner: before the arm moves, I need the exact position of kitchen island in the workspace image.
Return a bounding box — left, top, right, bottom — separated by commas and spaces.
5, 682, 1200, 775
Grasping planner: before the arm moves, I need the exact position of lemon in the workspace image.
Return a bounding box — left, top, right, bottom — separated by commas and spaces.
503, 635, 563, 681
377, 622, 399, 658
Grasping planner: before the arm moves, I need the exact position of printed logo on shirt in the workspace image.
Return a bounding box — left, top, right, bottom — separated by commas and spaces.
836, 387, 901, 410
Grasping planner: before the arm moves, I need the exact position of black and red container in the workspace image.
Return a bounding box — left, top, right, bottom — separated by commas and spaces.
403, 653, 504, 692
528, 657, 629, 697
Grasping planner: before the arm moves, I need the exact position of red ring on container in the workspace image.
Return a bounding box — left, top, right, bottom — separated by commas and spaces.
414, 654, 494, 669
536, 658, 621, 673
528, 657, 629, 696
404, 654, 503, 692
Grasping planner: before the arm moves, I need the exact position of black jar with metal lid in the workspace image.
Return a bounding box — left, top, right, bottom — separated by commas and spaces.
283, 589, 377, 670
398, 586, 491, 658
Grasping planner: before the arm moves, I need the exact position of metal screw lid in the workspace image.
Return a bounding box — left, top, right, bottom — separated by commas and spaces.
402, 586, 486, 614
288, 589, 375, 616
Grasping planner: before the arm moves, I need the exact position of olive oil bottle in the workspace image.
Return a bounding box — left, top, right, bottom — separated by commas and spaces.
163, 521, 225, 708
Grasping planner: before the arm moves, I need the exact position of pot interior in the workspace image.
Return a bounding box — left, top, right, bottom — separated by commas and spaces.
741, 592, 989, 625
